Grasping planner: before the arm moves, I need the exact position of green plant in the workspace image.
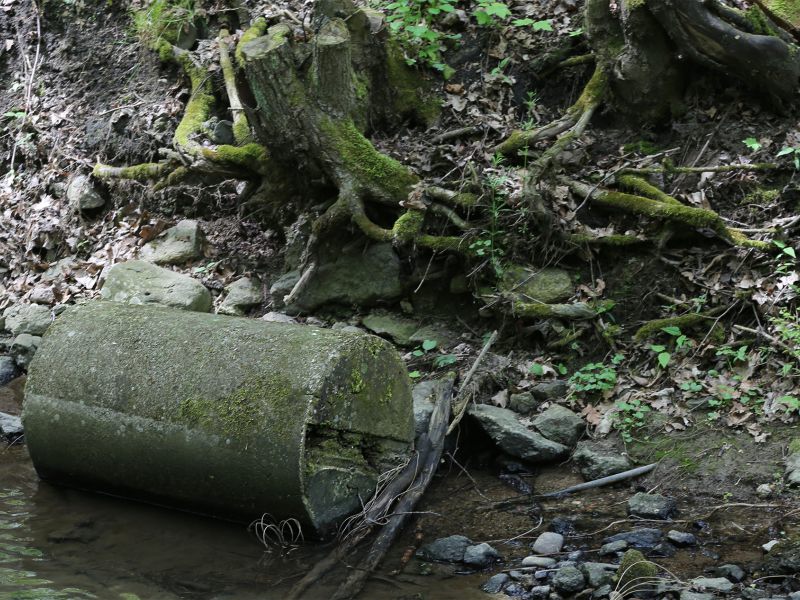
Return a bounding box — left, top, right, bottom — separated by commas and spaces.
473, 0, 511, 26
433, 353, 457, 368
614, 397, 651, 442
569, 355, 621, 397
133, 0, 198, 50
777, 145, 800, 169
649, 326, 692, 369
743, 137, 762, 152
472, 153, 509, 277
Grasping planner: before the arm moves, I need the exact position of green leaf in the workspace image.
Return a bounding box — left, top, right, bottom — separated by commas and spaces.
409, 370, 422, 379
777, 146, 796, 157
742, 137, 761, 152
512, 17, 534, 26
657, 352, 671, 368
568, 27, 583, 36
661, 326, 681, 336
783, 247, 797, 259
528, 363, 544, 376
650, 344, 666, 353
532, 19, 553, 30
485, 2, 510, 18
434, 354, 458, 368
422, 339, 438, 351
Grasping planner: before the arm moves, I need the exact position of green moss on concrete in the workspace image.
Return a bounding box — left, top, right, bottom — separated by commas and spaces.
321, 118, 419, 200
235, 17, 268, 68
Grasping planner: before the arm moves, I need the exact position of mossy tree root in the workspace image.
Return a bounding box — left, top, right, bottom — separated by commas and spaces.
633, 306, 727, 341
562, 177, 771, 250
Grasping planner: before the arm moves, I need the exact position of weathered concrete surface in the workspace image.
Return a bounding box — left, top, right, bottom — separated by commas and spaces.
23, 302, 414, 536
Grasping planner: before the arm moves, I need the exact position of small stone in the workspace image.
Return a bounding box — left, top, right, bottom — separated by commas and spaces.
603, 528, 663, 550
67, 174, 105, 211
742, 589, 770, 600
680, 592, 715, 600
763, 540, 780, 552
361, 312, 418, 346
599, 540, 628, 556
463, 542, 501, 567
667, 530, 697, 546
531, 380, 568, 401
261, 311, 296, 323
627, 492, 677, 520
690, 577, 735, 593
573, 442, 632, 480
503, 582, 527, 597
566, 550, 584, 562
651, 542, 677, 557
593, 584, 612, 598
549, 517, 576, 537
0, 412, 23, 441
756, 483, 774, 498
10, 334, 41, 369
416, 535, 472, 563
713, 564, 745, 582
101, 261, 212, 313
269, 271, 300, 308
3, 303, 52, 336
140, 219, 204, 265
218, 277, 262, 316
580, 562, 614, 588
509, 392, 537, 414
532, 532, 565, 554
522, 556, 557, 568
529, 585, 551, 599
553, 565, 586, 594
532, 404, 585, 446
29, 287, 55, 305
481, 573, 510, 593
533, 570, 549, 579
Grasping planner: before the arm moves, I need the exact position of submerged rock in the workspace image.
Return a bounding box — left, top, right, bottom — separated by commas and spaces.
463, 542, 501, 567
553, 565, 585, 594
763, 539, 800, 574
469, 404, 569, 463
603, 528, 663, 550
531, 531, 564, 554
140, 219, 204, 265
666, 530, 697, 546
522, 555, 557, 568
417, 535, 472, 563
690, 577, 735, 593
0, 356, 18, 385
481, 573, 510, 593
101, 260, 212, 312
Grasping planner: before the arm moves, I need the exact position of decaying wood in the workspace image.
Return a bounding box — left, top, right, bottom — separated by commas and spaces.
538, 463, 657, 498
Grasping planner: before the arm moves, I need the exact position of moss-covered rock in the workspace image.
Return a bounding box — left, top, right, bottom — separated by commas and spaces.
615, 549, 658, 595
499, 266, 574, 304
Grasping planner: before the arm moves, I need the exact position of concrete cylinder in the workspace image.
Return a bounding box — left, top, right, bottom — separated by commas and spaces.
23, 302, 414, 536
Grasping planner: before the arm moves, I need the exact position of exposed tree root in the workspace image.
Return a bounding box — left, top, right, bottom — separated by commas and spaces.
562, 178, 771, 250
634, 306, 728, 341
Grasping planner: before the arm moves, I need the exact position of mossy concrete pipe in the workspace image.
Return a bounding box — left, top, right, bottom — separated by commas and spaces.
22, 301, 414, 536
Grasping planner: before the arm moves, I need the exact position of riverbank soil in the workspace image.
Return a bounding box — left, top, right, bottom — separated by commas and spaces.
1, 0, 799, 597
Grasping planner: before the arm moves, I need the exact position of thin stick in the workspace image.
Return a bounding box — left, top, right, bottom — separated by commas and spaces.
539, 464, 657, 498
447, 330, 498, 435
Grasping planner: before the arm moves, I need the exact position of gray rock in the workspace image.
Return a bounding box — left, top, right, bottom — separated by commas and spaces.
3, 303, 52, 336
481, 573, 510, 593
0, 356, 17, 385
651, 541, 677, 557
101, 260, 212, 312
218, 277, 262, 316
140, 220, 203, 265
599, 540, 628, 556
288, 243, 402, 312
580, 562, 615, 588
680, 592, 715, 600
503, 583, 527, 596
573, 442, 632, 480
790, 593, 800, 600
500, 266, 573, 304
11, 334, 41, 369
416, 535, 472, 563
29, 287, 55, 305
667, 530, 696, 546
509, 392, 538, 414
531, 380, 568, 401
269, 271, 301, 308
603, 528, 662, 549
0, 412, 23, 440
203, 117, 234, 145
361, 312, 418, 346
690, 577, 735, 593
532, 532, 564, 554
408, 324, 461, 349
786, 449, 800, 486
593, 584, 612, 598
463, 542, 501, 567
529, 585, 551, 599
532, 404, 584, 446
763, 539, 800, 574
553, 565, 585, 594
522, 556, 557, 568
469, 404, 569, 463
261, 311, 296, 323
67, 174, 104, 211
627, 492, 677, 520
742, 589, 770, 600
713, 564, 745, 582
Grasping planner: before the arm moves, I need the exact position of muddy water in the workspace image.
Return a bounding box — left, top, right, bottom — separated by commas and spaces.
0, 445, 491, 600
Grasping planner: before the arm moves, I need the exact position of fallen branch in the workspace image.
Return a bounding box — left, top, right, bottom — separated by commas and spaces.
538, 463, 657, 498
447, 330, 499, 435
